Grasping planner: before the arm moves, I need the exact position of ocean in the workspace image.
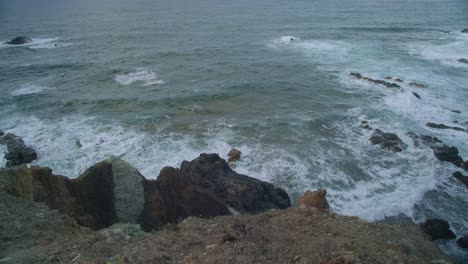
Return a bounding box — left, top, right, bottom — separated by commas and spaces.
1, 0, 467, 259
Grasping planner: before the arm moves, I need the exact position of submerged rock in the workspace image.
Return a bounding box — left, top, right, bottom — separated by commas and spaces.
426, 122, 465, 132
369, 129, 407, 152
5, 36, 32, 45
227, 148, 241, 163
297, 189, 329, 212
420, 219, 456, 240
409, 82, 425, 88
0, 133, 37, 167
412, 92, 421, 99
458, 58, 468, 64
180, 153, 291, 213
457, 236, 468, 249
453, 171, 468, 188
350, 72, 401, 89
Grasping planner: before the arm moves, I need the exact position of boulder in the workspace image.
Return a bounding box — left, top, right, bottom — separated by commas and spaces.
453, 172, 468, 188
458, 58, 468, 64
5, 36, 32, 45
369, 129, 407, 152
227, 148, 241, 163
350, 73, 400, 89
359, 120, 371, 130
432, 145, 464, 167
0, 133, 37, 167
457, 236, 468, 249
412, 92, 421, 99
409, 82, 425, 88
180, 153, 291, 213
297, 189, 329, 212
426, 122, 465, 132
420, 219, 456, 240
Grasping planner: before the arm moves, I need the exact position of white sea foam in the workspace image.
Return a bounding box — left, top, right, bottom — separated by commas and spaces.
407, 38, 468, 68
0, 145, 6, 168
11, 84, 49, 96
115, 68, 165, 86
0, 37, 70, 49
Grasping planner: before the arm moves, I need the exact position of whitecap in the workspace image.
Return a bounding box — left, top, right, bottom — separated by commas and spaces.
0, 37, 70, 49
115, 68, 165, 86
11, 84, 49, 96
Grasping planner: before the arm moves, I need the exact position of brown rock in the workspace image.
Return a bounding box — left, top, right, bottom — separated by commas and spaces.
297, 189, 330, 212
227, 148, 241, 163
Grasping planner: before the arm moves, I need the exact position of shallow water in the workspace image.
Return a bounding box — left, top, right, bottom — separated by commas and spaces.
0, 0, 467, 260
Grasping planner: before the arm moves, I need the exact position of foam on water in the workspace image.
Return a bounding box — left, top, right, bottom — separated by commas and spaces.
0, 37, 70, 49
11, 84, 50, 96
0, 145, 6, 168
269, 36, 350, 58
115, 68, 165, 86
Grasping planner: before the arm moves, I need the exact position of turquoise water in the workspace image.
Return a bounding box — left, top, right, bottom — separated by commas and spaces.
1, 0, 468, 259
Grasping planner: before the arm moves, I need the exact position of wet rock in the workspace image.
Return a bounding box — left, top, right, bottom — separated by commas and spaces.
384, 76, 392, 80
451, 109, 461, 114
227, 148, 241, 163
297, 189, 329, 212
350, 72, 401, 89
180, 153, 291, 213
369, 129, 407, 152
433, 145, 464, 167
395, 78, 403, 82
407, 132, 441, 147
457, 236, 468, 249
420, 219, 456, 240
0, 133, 37, 167
412, 92, 421, 99
458, 58, 468, 64
5, 36, 32, 45
409, 82, 425, 88
359, 120, 372, 130
462, 29, 468, 33
426, 122, 465, 132
464, 161, 468, 171
453, 172, 468, 188
0, 129, 4, 136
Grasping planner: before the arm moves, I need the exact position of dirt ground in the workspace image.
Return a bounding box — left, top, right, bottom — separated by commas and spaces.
0, 188, 454, 264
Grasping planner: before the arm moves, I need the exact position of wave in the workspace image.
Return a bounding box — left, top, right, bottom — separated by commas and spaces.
115, 68, 165, 86
0, 37, 71, 49
407, 35, 468, 68
11, 84, 50, 96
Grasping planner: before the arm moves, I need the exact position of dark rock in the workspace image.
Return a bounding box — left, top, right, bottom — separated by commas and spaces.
180, 153, 291, 213
407, 132, 442, 147
297, 189, 329, 212
433, 145, 464, 167
451, 109, 461, 114
139, 166, 230, 231
458, 58, 468, 64
359, 120, 372, 129
350, 72, 400, 89
395, 78, 403, 82
5, 36, 32, 45
227, 148, 241, 163
384, 76, 392, 80
453, 172, 468, 188
464, 161, 468, 171
0, 133, 37, 167
420, 219, 456, 240
426, 122, 465, 132
412, 92, 421, 99
457, 236, 468, 249
369, 129, 407, 152
409, 82, 425, 88
462, 29, 468, 33
0, 129, 4, 136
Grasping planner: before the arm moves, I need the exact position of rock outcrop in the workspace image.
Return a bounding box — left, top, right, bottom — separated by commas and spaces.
453, 171, 468, 188
1, 154, 290, 231
180, 153, 291, 213
297, 189, 329, 212
420, 219, 456, 240
0, 133, 37, 167
408, 132, 464, 167
369, 129, 407, 152
458, 58, 468, 64
5, 36, 32, 45
409, 82, 425, 88
462, 29, 468, 33
426, 122, 466, 132
350, 72, 401, 89
412, 92, 421, 99
227, 148, 241, 163
457, 236, 468, 249
359, 120, 372, 129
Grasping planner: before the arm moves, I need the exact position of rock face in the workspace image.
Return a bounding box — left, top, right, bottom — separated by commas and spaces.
453, 171, 468, 188
350, 72, 401, 89
5, 36, 32, 45
180, 154, 291, 213
408, 132, 464, 167
227, 148, 241, 163
297, 189, 329, 212
0, 133, 37, 167
2, 154, 290, 231
457, 236, 468, 249
426, 122, 466, 132
420, 219, 456, 240
369, 129, 407, 152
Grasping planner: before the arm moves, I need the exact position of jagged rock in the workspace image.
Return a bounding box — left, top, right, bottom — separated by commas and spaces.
409, 82, 425, 88
457, 236, 468, 249
395, 78, 403, 82
462, 29, 468, 33
140, 166, 230, 231
420, 219, 456, 240
412, 92, 421, 99
227, 148, 241, 163
453, 172, 468, 188
5, 36, 32, 45
369, 129, 407, 152
180, 153, 291, 213
297, 189, 329, 212
0, 133, 37, 167
433, 145, 464, 167
407, 132, 442, 147
350, 72, 400, 89
426, 122, 465, 132
458, 58, 468, 64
